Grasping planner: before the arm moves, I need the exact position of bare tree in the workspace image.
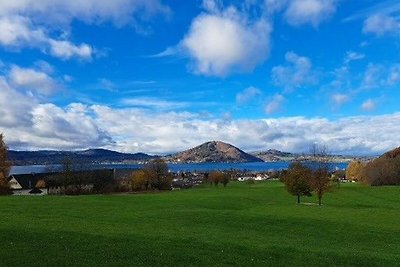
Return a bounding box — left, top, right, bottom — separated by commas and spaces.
309, 144, 332, 205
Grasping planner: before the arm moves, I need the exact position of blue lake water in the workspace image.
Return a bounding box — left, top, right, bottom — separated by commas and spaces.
10, 161, 348, 175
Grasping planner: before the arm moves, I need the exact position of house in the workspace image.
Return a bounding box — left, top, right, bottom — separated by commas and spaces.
8, 173, 50, 195
255, 174, 269, 181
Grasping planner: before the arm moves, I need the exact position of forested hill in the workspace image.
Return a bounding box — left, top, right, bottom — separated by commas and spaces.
168, 141, 264, 163
8, 149, 156, 165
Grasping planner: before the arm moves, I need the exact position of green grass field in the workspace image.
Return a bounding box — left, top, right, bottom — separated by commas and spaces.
1, 181, 399, 266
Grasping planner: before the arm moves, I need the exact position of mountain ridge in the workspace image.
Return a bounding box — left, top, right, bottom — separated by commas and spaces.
8, 149, 156, 165
167, 141, 263, 163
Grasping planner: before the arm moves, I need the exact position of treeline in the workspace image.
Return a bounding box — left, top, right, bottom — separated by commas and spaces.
346, 147, 400, 186
131, 160, 231, 191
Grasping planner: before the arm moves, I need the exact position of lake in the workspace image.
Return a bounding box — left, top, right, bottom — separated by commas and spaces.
10, 161, 348, 175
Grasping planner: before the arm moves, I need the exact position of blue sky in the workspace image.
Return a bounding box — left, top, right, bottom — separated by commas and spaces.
0, 0, 399, 155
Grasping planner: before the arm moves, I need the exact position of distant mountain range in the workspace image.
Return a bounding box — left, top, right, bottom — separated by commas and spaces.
251, 149, 296, 162
9, 149, 156, 165
166, 141, 263, 163
9, 141, 365, 165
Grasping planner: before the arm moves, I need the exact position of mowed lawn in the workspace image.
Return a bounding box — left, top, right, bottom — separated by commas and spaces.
0, 182, 399, 267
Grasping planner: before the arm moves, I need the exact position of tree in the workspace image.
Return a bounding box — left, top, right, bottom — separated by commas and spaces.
144, 159, 172, 190
346, 161, 365, 181
309, 144, 332, 205
0, 134, 11, 195
0, 134, 11, 180
282, 162, 312, 204
209, 171, 230, 187
209, 171, 220, 186
35, 179, 46, 189
131, 169, 149, 191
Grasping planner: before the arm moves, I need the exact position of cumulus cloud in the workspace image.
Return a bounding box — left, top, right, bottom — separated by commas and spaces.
284, 0, 336, 27
0, 16, 93, 60
8, 65, 58, 96
0, 16, 45, 47
0, 0, 169, 60
87, 105, 400, 155
236, 86, 262, 105
363, 14, 399, 36
180, 1, 271, 77
29, 103, 112, 149
1, 74, 400, 155
3, 96, 400, 155
0, 77, 34, 127
272, 52, 317, 91
48, 40, 92, 60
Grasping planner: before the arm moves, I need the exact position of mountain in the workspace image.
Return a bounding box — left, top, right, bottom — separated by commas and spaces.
8, 149, 156, 165
251, 149, 296, 162
168, 141, 263, 163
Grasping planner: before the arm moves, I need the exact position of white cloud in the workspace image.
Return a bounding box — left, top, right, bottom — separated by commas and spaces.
361, 99, 376, 112
0, 15, 93, 60
0, 77, 112, 150
180, 1, 271, 77
0, 16, 45, 47
0, 77, 34, 127
0, 0, 170, 27
265, 94, 284, 114
363, 14, 399, 36
272, 52, 317, 91
29, 103, 112, 149
0, 0, 169, 60
1, 78, 400, 155
48, 40, 92, 60
284, 0, 336, 27
8, 65, 58, 96
236, 86, 262, 105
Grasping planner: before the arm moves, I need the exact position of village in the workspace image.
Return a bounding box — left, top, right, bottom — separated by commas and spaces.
7, 167, 277, 196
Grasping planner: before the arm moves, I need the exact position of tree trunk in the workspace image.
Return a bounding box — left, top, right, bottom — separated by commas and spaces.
297, 194, 300, 204
318, 196, 322, 205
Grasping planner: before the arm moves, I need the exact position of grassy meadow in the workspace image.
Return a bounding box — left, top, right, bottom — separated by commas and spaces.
0, 181, 399, 266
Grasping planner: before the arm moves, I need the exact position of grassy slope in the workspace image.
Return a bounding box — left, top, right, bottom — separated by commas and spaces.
0, 182, 399, 267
